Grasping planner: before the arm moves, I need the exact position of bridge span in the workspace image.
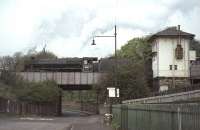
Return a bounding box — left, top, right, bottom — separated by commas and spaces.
17, 72, 102, 90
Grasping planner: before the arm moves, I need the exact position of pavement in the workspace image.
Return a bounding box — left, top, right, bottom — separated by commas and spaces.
70, 122, 112, 130
0, 111, 113, 130
69, 115, 112, 130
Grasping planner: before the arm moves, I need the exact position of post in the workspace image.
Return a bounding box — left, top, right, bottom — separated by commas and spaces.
57, 89, 62, 116
6, 100, 10, 113
96, 91, 99, 114
109, 98, 112, 114
79, 90, 83, 111
114, 25, 117, 91
178, 107, 182, 130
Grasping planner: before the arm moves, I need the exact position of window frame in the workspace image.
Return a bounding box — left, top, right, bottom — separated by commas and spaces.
169, 65, 173, 70
174, 65, 178, 70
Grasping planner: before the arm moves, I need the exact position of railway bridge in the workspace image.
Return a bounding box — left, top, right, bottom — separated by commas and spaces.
17, 72, 102, 90
5, 57, 108, 115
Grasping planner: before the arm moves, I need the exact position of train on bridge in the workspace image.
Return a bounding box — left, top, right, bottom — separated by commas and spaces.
1, 56, 200, 90
13, 57, 118, 90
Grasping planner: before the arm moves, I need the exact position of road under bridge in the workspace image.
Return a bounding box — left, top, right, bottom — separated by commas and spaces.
14, 72, 104, 115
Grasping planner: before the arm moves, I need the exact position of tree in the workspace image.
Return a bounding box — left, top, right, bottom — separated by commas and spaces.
14, 80, 60, 103
96, 37, 152, 102
0, 48, 59, 103
118, 37, 151, 59
13, 52, 25, 72
0, 56, 15, 71
34, 51, 57, 59
0, 82, 15, 99
190, 39, 200, 58
0, 56, 18, 87
12, 49, 57, 72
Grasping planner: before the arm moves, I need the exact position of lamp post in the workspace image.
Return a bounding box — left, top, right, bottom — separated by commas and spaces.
92, 25, 117, 87
91, 25, 118, 115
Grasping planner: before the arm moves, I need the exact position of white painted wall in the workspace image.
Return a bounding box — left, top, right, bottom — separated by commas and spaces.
152, 37, 190, 78
189, 50, 196, 61
152, 40, 159, 77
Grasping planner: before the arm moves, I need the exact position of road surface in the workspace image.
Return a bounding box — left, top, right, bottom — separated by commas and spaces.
0, 112, 112, 130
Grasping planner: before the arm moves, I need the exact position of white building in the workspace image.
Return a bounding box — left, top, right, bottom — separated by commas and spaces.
148, 26, 195, 91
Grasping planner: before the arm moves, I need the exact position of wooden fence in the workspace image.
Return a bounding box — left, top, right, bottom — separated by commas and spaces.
0, 98, 58, 116
81, 101, 99, 114
62, 101, 99, 114
112, 103, 200, 130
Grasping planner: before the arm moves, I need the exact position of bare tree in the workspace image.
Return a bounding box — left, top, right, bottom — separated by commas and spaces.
0, 56, 15, 71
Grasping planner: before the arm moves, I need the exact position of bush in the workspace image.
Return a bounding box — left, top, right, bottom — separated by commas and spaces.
0, 82, 15, 99
14, 80, 61, 103
0, 71, 60, 103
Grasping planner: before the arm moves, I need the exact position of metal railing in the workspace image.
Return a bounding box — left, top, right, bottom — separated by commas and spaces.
152, 84, 200, 97
112, 103, 200, 130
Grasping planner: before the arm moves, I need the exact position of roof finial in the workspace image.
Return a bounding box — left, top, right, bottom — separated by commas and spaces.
177, 25, 181, 31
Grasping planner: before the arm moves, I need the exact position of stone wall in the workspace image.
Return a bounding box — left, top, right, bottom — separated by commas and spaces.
158, 77, 190, 89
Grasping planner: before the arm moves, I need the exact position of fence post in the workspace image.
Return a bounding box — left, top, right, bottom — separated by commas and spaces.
120, 105, 123, 130
178, 107, 182, 130
126, 105, 128, 130
6, 100, 10, 113
120, 105, 128, 130
57, 90, 62, 116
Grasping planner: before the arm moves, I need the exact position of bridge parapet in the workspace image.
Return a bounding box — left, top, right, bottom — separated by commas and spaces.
17, 72, 102, 85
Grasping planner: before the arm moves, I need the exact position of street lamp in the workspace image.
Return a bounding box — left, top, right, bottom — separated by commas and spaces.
91, 25, 118, 114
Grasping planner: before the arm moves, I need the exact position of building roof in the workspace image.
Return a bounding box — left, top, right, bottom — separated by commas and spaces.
148, 26, 195, 42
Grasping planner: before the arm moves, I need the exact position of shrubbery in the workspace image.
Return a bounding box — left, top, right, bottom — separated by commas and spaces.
14, 80, 60, 103
0, 50, 60, 104
0, 71, 60, 103
95, 37, 152, 102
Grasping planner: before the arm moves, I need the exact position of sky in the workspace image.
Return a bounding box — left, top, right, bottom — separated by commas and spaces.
0, 0, 200, 58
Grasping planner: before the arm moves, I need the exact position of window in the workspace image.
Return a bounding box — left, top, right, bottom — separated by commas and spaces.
84, 60, 88, 64
175, 44, 183, 59
174, 65, 178, 70
169, 65, 173, 70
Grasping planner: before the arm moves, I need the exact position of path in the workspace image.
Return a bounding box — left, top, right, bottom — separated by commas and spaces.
0, 112, 113, 130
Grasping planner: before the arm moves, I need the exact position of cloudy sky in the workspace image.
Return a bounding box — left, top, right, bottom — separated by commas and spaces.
0, 0, 200, 58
